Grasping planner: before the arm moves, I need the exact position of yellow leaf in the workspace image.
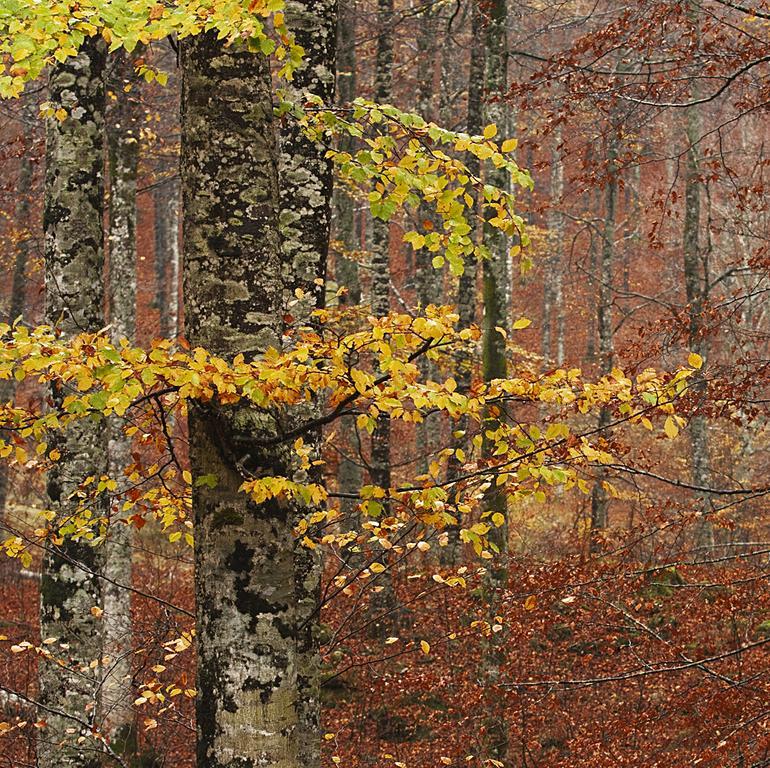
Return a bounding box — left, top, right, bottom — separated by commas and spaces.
512, 317, 531, 330
501, 137, 518, 153
688, 352, 703, 369
420, 640, 430, 655
483, 123, 498, 139
370, 562, 386, 573
524, 595, 537, 611
664, 416, 679, 439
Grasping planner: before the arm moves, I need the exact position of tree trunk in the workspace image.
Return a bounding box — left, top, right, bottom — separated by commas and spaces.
683, 1, 713, 551
368, 0, 398, 636
278, 4, 336, 767
442, 3, 485, 566
334, 0, 364, 526
480, 1, 510, 761
102, 47, 140, 757
370, 0, 393, 501
40, 37, 108, 768
543, 124, 565, 366
181, 30, 312, 767
154, 177, 181, 342
589, 131, 618, 544
481, 0, 509, 584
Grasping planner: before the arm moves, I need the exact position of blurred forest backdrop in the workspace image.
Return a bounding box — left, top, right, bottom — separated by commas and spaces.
1, 1, 770, 767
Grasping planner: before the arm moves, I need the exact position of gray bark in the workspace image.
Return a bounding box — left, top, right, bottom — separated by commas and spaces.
154, 177, 181, 342
181, 29, 312, 768
442, 3, 485, 566
334, 0, 363, 524
279, 4, 336, 767
367, 0, 399, 638
102, 48, 140, 756
479, 1, 510, 761
40, 37, 108, 768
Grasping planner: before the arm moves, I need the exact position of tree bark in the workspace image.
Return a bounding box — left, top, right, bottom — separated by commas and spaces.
154, 177, 181, 342
102, 47, 140, 757
481, 0, 509, 584
40, 37, 108, 768
182, 29, 315, 767
442, 3, 485, 566
278, 4, 336, 767
370, 0, 393, 505
589, 130, 618, 544
683, 2, 713, 551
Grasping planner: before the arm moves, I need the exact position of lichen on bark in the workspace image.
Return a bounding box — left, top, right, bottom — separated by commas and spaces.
40, 36, 108, 768
181, 31, 305, 768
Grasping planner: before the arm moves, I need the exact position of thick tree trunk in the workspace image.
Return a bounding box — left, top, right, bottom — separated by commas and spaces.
40, 37, 108, 768
182, 30, 311, 768
102, 48, 139, 756
278, 4, 336, 767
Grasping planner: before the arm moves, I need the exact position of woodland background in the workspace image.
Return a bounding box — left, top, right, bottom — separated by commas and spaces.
1, 1, 770, 767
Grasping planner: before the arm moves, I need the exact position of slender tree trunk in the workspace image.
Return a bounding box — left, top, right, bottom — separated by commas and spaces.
334, 0, 363, 525
368, 0, 398, 636
414, 6, 440, 475
40, 37, 108, 768
481, 0, 509, 583
155, 178, 181, 342
102, 48, 139, 757
278, 4, 336, 767
589, 131, 618, 545
480, 1, 510, 762
370, 0, 393, 499
442, 4, 485, 566
684, 88, 713, 552
543, 124, 565, 366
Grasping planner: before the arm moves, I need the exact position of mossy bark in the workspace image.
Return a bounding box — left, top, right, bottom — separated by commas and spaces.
40, 37, 108, 768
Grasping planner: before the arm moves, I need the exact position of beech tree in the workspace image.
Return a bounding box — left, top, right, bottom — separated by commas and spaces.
3, 3, 770, 768
40, 36, 108, 768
